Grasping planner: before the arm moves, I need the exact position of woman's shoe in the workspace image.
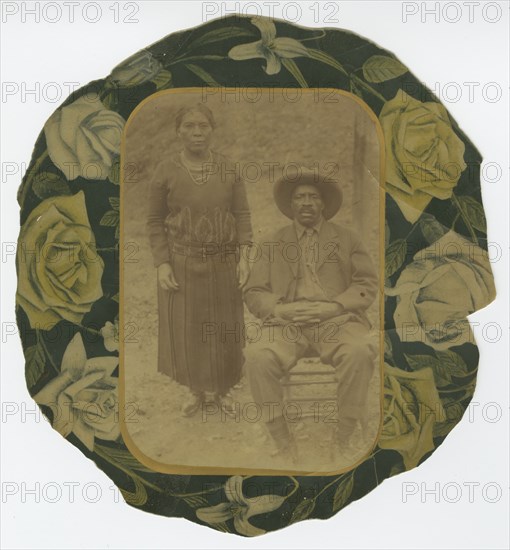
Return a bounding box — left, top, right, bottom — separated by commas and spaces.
217, 392, 237, 417
181, 391, 204, 417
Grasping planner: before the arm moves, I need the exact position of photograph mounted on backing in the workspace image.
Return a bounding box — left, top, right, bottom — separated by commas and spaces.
120, 86, 384, 475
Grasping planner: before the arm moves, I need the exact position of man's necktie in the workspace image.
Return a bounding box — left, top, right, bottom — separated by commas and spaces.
303, 228, 316, 272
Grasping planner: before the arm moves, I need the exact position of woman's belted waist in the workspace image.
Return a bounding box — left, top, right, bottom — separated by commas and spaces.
169, 239, 240, 259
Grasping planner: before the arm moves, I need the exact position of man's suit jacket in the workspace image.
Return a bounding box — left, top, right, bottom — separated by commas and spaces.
243, 220, 379, 327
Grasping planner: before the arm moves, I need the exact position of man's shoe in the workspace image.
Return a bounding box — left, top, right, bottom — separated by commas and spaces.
265, 416, 299, 465
359, 417, 374, 449
331, 419, 366, 463
181, 392, 204, 417
270, 439, 299, 464
334, 419, 357, 447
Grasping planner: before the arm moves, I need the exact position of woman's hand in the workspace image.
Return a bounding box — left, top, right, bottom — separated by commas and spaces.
236, 257, 250, 290
237, 245, 252, 290
157, 262, 179, 292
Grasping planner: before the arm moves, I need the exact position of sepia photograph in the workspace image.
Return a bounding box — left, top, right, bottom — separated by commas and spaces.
121, 87, 383, 474
5, 1, 507, 546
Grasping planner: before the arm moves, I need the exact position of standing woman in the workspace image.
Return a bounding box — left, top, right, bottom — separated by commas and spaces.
146, 103, 253, 417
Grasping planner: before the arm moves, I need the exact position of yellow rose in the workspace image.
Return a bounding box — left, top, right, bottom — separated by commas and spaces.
379, 363, 445, 469
33, 333, 119, 451
386, 231, 496, 350
44, 94, 125, 180
379, 90, 467, 223
16, 191, 104, 330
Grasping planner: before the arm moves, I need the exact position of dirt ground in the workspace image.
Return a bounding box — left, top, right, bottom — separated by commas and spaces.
122, 90, 382, 473
125, 362, 380, 473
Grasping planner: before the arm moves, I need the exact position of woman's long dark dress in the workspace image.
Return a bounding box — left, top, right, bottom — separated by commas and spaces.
146, 150, 253, 395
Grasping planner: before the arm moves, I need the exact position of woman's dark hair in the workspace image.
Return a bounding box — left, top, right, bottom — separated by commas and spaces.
175, 103, 216, 132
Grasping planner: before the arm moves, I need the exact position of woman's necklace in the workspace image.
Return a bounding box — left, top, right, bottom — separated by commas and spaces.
180, 149, 214, 185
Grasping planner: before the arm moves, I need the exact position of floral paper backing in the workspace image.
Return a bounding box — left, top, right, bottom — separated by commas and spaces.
15, 14, 496, 536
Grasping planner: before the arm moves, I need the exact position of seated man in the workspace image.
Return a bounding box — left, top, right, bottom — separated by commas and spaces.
242, 168, 379, 462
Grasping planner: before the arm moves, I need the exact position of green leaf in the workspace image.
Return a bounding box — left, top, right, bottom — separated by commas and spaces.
385, 220, 390, 247
32, 172, 72, 199
173, 55, 226, 64
189, 27, 256, 49
405, 353, 454, 386
307, 48, 348, 76
362, 55, 408, 83
405, 353, 440, 371
25, 342, 46, 389
120, 476, 147, 506
152, 69, 172, 90
405, 353, 452, 387
95, 445, 155, 473
350, 78, 363, 98
102, 90, 119, 111
419, 214, 448, 243
456, 195, 487, 233
435, 350, 469, 377
389, 461, 406, 476
111, 293, 119, 303
434, 401, 466, 437
443, 400, 466, 421
280, 58, 308, 88
332, 474, 354, 512
109, 196, 120, 210
100, 210, 119, 227
290, 498, 315, 523
183, 495, 210, 508
384, 332, 393, 361
432, 364, 453, 386
433, 417, 460, 437
385, 239, 407, 278
108, 160, 120, 185
184, 63, 220, 87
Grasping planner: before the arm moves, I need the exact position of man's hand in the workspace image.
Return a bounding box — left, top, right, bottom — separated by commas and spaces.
273, 302, 306, 322
274, 301, 344, 325
157, 262, 179, 292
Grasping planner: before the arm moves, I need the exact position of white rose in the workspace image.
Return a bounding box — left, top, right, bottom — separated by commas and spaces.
44, 94, 125, 181
33, 333, 119, 451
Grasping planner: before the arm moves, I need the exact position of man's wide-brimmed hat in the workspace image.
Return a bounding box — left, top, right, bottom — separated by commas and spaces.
273, 167, 343, 220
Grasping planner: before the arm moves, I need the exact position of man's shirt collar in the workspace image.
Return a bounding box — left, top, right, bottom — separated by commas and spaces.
293, 216, 325, 240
